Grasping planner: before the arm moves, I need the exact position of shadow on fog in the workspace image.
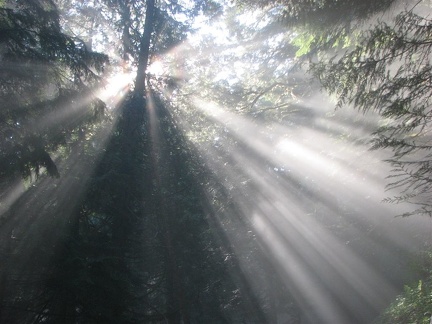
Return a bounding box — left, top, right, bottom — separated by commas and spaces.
183, 93, 432, 323
0, 91, 278, 323
0, 116, 116, 322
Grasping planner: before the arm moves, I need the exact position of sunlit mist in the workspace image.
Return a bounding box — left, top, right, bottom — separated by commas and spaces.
147, 22, 432, 319
0, 63, 129, 291
147, 60, 166, 77
97, 69, 134, 108
158, 76, 432, 322
3, 2, 432, 323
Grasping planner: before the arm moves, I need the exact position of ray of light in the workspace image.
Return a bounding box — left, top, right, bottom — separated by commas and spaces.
1, 61, 132, 200
0, 180, 25, 219
97, 68, 134, 108
160, 87, 432, 323
150, 20, 432, 317
0, 113, 118, 305
0, 63, 129, 284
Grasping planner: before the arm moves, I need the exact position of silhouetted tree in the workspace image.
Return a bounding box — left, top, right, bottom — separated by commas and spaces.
0, 0, 283, 322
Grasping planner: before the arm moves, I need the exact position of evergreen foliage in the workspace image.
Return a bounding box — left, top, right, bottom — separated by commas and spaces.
238, 0, 432, 217
241, 0, 396, 28
377, 251, 432, 323
238, 0, 397, 58
0, 3, 108, 317
0, 0, 107, 181
312, 7, 432, 216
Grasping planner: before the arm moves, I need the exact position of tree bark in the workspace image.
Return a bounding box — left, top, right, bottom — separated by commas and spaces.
134, 0, 155, 97
118, 0, 130, 59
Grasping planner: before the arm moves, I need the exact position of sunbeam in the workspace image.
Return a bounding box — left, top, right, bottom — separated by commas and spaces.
0, 110, 118, 311
0, 56, 129, 319
1, 61, 130, 201
159, 86, 432, 322
97, 69, 134, 107
141, 13, 432, 319
0, 180, 24, 219
3, 1, 432, 322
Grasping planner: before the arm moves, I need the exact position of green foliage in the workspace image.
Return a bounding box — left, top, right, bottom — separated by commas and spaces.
380, 280, 432, 323
239, 0, 395, 60
291, 32, 314, 57
0, 0, 108, 181
239, 0, 432, 217
240, 0, 396, 28
312, 8, 432, 216
291, 30, 354, 58
378, 251, 432, 323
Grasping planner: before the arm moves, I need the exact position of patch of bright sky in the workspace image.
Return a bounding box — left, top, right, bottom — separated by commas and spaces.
185, 7, 270, 85
213, 60, 247, 85
186, 0, 266, 46
236, 7, 270, 29
181, 2, 296, 86
188, 17, 233, 46
97, 66, 135, 108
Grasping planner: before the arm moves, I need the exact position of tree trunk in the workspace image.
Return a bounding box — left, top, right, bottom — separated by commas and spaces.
134, 0, 155, 97
119, 0, 132, 61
